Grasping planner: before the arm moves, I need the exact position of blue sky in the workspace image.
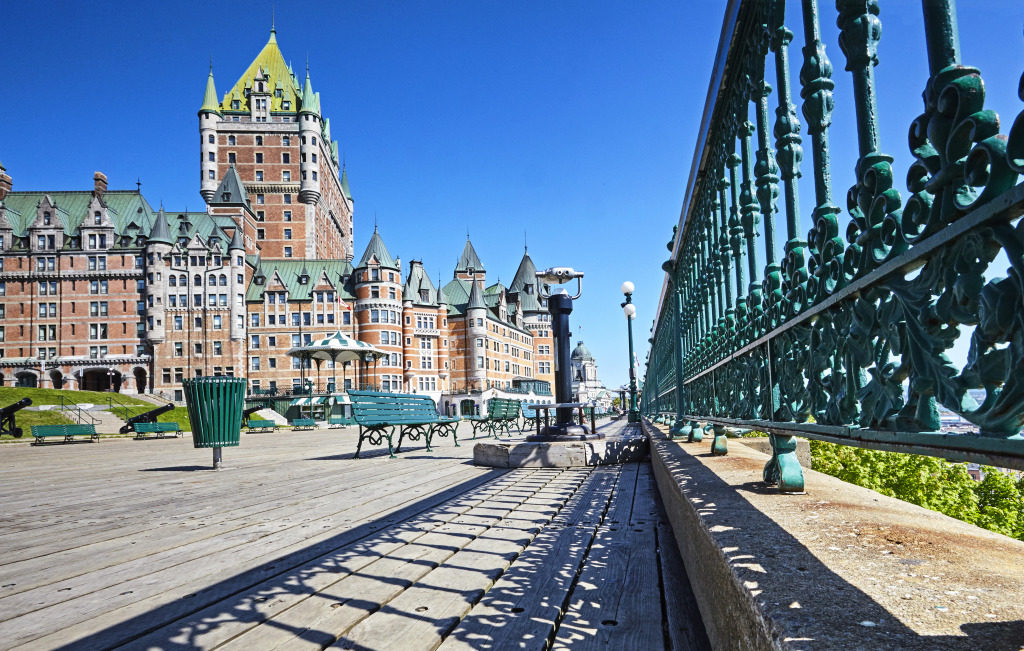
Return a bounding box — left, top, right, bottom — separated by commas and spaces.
2, 1, 1022, 390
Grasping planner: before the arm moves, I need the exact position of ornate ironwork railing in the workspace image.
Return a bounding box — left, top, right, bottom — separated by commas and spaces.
643, 0, 1024, 492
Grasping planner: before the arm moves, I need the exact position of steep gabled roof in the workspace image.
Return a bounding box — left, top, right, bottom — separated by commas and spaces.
455, 237, 484, 274
220, 29, 303, 114
210, 166, 250, 208
355, 227, 398, 270
509, 249, 542, 312
404, 262, 438, 306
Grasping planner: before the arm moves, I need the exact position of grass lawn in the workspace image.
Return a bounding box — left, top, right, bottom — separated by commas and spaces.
119, 406, 192, 432
0, 387, 153, 408
1, 410, 74, 440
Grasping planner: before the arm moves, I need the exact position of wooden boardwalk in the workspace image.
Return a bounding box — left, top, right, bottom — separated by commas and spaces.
0, 420, 707, 650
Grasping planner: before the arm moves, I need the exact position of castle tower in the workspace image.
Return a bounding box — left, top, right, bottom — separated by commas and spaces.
352, 228, 402, 390
201, 29, 352, 260
145, 205, 174, 345
198, 67, 222, 203
298, 69, 322, 206
465, 273, 488, 391
227, 225, 246, 342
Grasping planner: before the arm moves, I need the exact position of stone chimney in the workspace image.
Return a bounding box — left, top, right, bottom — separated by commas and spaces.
0, 161, 10, 201
93, 171, 108, 198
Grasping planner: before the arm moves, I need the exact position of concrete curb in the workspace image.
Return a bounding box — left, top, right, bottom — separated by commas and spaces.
645, 420, 1024, 650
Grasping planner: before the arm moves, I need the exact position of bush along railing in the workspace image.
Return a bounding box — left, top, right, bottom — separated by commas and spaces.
644, 0, 1024, 493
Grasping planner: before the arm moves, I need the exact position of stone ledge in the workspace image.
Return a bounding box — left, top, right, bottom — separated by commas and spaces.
736, 437, 812, 468
645, 421, 1024, 650
473, 434, 648, 468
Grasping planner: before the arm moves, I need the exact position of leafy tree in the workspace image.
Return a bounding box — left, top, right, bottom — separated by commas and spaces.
808, 440, 1023, 541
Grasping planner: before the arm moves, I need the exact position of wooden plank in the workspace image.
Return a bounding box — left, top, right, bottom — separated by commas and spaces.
439, 467, 620, 650
552, 462, 665, 650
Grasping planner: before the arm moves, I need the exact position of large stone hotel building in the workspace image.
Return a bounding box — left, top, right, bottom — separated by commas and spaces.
0, 29, 556, 409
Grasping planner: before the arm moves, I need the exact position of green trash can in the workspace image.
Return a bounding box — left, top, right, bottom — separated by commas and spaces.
182, 376, 245, 469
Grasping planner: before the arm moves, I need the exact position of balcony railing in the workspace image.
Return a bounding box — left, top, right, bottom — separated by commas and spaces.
643, 0, 1024, 493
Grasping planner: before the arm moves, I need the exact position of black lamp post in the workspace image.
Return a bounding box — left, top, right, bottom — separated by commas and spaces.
621, 281, 639, 423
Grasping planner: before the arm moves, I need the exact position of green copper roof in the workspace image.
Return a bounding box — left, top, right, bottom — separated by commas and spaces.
220, 30, 303, 114
355, 227, 398, 270
299, 70, 318, 115
455, 237, 484, 273
148, 205, 173, 244
227, 223, 244, 251
571, 341, 594, 361
340, 167, 352, 201
210, 166, 250, 208
246, 258, 355, 302
466, 278, 486, 310
200, 68, 220, 114
404, 261, 439, 306
509, 249, 542, 312
1, 190, 154, 240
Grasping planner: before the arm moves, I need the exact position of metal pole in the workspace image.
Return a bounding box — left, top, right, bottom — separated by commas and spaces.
213, 445, 223, 470
624, 294, 639, 422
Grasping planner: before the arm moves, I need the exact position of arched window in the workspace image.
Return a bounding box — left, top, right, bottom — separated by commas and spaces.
169, 276, 176, 287
179, 274, 187, 286
208, 275, 216, 287
219, 274, 227, 286
208, 134, 214, 143
193, 274, 202, 286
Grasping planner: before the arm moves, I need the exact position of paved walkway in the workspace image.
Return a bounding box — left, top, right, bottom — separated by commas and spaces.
0, 420, 708, 650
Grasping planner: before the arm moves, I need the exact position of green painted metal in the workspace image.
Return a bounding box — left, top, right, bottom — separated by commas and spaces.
643, 0, 1024, 493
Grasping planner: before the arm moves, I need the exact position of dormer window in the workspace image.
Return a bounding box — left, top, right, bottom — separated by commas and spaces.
282, 101, 290, 110
94, 211, 102, 225
298, 273, 310, 284
43, 212, 51, 225
222, 192, 230, 201
254, 275, 265, 285
275, 89, 282, 98
257, 82, 264, 92
420, 290, 429, 303
231, 100, 240, 110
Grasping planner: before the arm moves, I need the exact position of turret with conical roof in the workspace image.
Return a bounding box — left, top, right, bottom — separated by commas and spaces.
509, 248, 542, 313
199, 65, 222, 203
466, 274, 486, 310
355, 227, 399, 271
227, 223, 244, 251
299, 66, 323, 204
148, 204, 173, 245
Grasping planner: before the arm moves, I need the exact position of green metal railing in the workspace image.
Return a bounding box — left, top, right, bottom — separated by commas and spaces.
643, 0, 1024, 492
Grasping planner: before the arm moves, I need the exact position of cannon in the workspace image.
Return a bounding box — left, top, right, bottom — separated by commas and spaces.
119, 403, 174, 434
0, 398, 32, 438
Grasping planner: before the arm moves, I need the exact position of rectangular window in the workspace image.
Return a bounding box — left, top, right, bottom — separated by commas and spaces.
257, 229, 265, 240
283, 229, 292, 240
228, 152, 236, 164
213, 341, 222, 356
256, 194, 265, 204
255, 170, 264, 181
283, 210, 291, 221
283, 194, 292, 204
251, 357, 260, 370
282, 171, 291, 181
174, 342, 183, 357
251, 313, 260, 327
255, 153, 263, 163
284, 247, 292, 257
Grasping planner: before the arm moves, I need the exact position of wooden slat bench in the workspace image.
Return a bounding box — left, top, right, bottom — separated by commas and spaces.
132, 422, 183, 439
290, 418, 316, 431
348, 390, 459, 458
328, 416, 350, 429
246, 419, 279, 433
522, 404, 541, 431
466, 397, 522, 439
32, 424, 99, 445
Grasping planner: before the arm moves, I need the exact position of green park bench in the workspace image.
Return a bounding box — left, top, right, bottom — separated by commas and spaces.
466, 398, 522, 439
521, 404, 541, 431
246, 419, 279, 433
290, 418, 316, 431
132, 422, 183, 439
348, 390, 459, 459
328, 416, 350, 428
32, 424, 99, 444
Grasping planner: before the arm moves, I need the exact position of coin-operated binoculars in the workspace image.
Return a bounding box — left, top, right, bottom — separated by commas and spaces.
527, 267, 600, 441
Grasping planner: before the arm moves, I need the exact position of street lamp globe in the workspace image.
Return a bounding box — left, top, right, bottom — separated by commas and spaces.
621, 281, 634, 295
623, 303, 636, 318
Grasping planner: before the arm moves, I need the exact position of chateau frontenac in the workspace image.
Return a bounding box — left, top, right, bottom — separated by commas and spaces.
0, 29, 558, 409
